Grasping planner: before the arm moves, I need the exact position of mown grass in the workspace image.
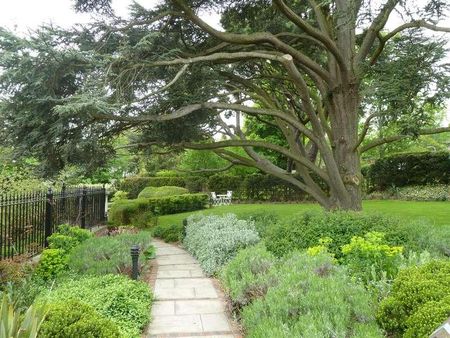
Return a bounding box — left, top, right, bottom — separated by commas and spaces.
157, 200, 450, 228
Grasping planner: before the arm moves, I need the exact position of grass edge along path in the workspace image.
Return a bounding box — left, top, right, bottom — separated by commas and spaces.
157, 200, 450, 228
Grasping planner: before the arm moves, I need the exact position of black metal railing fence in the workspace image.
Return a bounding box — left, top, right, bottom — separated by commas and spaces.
0, 184, 107, 260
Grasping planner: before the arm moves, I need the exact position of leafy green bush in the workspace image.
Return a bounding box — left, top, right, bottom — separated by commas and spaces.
137, 186, 188, 199
109, 193, 208, 225
67, 232, 152, 276
56, 224, 92, 244
130, 211, 157, 229
47, 234, 79, 251
377, 260, 450, 337
153, 223, 183, 242
264, 211, 398, 258
341, 232, 404, 284
184, 214, 260, 275
0, 293, 46, 338
241, 252, 383, 338
39, 301, 122, 338
110, 190, 129, 203
241, 211, 279, 237
220, 244, 277, 308
36, 274, 152, 338
34, 249, 67, 280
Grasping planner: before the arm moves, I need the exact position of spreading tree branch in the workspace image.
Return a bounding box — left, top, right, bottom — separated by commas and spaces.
359, 126, 450, 153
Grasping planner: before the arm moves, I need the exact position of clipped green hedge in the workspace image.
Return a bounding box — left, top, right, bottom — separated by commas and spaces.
109, 193, 209, 225
137, 186, 188, 199
364, 151, 450, 191
118, 176, 186, 198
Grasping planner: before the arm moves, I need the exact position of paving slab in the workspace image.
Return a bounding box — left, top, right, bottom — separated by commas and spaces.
147, 239, 238, 338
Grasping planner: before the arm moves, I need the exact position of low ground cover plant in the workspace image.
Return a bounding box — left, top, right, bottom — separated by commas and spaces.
184, 214, 260, 275
241, 252, 383, 337
377, 260, 450, 338
67, 232, 153, 276
36, 274, 152, 338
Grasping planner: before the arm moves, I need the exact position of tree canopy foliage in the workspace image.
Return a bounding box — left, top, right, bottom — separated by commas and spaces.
1, 0, 449, 209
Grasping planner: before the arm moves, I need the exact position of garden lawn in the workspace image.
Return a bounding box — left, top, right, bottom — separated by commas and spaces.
157, 200, 449, 228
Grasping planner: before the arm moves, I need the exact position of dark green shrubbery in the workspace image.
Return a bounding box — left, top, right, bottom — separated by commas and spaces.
153, 223, 183, 242
36, 274, 153, 338
67, 232, 153, 276
240, 252, 383, 337
220, 244, 277, 308
39, 301, 122, 338
377, 260, 450, 338
241, 211, 279, 237
109, 193, 209, 226
364, 151, 450, 191
137, 186, 188, 199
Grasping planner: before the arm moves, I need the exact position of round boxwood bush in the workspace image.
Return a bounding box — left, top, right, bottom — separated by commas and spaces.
36, 274, 152, 338
377, 260, 450, 337
39, 300, 122, 338
137, 186, 188, 199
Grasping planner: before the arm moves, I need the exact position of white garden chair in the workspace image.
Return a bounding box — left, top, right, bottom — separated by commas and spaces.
210, 192, 222, 206
222, 190, 233, 205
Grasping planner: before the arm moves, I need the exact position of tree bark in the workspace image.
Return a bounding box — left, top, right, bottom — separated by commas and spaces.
329, 84, 363, 211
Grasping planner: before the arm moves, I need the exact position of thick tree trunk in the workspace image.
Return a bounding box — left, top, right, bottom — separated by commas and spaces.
329, 85, 363, 211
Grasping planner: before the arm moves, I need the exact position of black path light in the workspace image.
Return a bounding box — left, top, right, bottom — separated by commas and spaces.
131, 245, 140, 280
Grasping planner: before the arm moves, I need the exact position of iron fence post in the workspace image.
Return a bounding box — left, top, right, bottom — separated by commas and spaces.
81, 186, 87, 229
44, 188, 53, 247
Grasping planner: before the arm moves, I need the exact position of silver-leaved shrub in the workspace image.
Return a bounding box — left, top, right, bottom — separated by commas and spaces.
184, 214, 260, 275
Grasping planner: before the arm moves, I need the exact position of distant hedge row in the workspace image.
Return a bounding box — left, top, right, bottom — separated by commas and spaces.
364, 151, 450, 191
117, 151, 449, 200
118, 174, 310, 202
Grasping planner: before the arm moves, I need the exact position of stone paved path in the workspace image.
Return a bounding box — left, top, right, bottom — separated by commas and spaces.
146, 239, 239, 338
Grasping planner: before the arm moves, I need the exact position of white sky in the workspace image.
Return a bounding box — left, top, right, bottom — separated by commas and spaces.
0, 0, 449, 124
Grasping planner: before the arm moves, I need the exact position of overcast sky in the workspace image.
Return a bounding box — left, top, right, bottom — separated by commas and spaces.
0, 0, 449, 124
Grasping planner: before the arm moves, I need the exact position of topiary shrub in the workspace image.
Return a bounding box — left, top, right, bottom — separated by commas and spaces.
34, 249, 67, 280
117, 176, 186, 198
130, 211, 157, 229
36, 274, 153, 338
184, 214, 260, 275
137, 186, 188, 199
39, 300, 122, 338
153, 223, 183, 242
377, 260, 450, 337
241, 252, 383, 337
219, 243, 277, 308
